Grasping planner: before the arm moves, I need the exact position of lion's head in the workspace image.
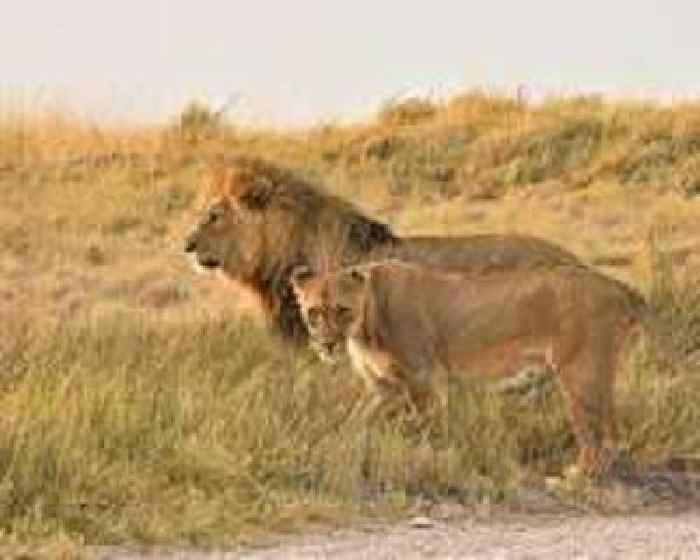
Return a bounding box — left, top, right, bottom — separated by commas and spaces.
184, 156, 396, 339
184, 191, 263, 275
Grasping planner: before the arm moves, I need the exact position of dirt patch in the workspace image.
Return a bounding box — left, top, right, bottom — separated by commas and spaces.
88, 469, 700, 559
92, 512, 700, 559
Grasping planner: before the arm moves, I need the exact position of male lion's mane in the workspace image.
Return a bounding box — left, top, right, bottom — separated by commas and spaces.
204, 156, 398, 340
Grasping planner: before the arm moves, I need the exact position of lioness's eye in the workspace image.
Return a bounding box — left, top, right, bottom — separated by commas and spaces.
336, 306, 352, 321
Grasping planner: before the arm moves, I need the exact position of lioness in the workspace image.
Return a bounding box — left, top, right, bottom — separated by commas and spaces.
184, 157, 584, 343
290, 260, 648, 478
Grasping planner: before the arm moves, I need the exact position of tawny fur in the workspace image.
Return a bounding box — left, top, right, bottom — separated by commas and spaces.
291, 260, 648, 478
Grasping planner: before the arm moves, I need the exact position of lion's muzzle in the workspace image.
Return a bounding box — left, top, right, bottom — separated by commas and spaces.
184, 231, 222, 271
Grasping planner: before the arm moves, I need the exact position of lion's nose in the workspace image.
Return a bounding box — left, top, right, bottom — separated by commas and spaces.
184, 234, 197, 253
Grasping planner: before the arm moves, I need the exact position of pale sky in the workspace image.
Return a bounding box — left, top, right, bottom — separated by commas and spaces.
2, 0, 699, 124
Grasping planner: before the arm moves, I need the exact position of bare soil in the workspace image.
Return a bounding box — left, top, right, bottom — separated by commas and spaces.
95, 512, 700, 559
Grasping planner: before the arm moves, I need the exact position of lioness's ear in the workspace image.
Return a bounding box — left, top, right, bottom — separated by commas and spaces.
349, 266, 369, 283
290, 264, 314, 287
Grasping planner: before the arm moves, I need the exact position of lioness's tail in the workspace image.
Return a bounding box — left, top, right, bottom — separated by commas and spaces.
634, 288, 700, 372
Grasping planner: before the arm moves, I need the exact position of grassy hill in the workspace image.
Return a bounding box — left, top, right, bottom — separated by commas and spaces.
1, 91, 699, 553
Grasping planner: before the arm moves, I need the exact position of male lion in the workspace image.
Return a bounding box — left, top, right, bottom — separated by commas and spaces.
290, 260, 649, 478
184, 156, 584, 343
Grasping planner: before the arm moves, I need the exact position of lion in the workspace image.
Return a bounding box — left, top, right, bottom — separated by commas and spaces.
290, 260, 649, 478
184, 156, 584, 343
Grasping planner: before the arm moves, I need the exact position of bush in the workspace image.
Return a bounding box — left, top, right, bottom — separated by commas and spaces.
377, 97, 438, 127
176, 101, 225, 144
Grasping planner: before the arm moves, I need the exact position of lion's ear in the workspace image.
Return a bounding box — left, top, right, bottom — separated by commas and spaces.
238, 180, 273, 210
349, 219, 396, 251
290, 264, 314, 287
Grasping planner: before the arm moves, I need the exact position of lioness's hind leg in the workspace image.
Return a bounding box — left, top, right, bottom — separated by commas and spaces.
558, 346, 619, 478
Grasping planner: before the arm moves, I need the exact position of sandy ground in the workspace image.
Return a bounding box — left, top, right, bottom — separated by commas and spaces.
96, 512, 700, 559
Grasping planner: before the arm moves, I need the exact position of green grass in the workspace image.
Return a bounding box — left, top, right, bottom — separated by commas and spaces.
1, 90, 700, 550
1, 299, 698, 549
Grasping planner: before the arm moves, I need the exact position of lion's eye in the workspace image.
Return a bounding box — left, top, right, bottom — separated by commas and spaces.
205, 205, 228, 226
307, 307, 322, 326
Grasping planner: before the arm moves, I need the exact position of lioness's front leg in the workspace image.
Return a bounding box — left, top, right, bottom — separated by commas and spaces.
355, 376, 413, 479
348, 376, 407, 428
365, 377, 413, 422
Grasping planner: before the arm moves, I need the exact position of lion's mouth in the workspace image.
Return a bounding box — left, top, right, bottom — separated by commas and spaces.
187, 253, 222, 274
197, 255, 222, 269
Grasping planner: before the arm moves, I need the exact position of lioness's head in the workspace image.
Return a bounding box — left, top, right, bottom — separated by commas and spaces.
290, 265, 368, 362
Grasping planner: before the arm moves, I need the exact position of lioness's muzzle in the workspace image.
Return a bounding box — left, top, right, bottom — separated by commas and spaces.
184, 234, 198, 253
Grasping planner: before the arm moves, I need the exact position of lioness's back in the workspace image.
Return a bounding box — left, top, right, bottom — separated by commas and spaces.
357, 261, 644, 377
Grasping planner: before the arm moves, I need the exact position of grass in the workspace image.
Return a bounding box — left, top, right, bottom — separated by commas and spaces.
1, 90, 700, 552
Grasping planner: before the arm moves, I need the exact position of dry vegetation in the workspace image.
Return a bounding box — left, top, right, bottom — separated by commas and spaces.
1, 91, 700, 554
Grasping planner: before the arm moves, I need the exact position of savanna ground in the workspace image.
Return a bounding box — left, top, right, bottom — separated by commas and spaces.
2, 92, 700, 558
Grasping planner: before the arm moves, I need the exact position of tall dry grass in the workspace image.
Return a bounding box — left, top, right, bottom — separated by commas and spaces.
1, 90, 700, 549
